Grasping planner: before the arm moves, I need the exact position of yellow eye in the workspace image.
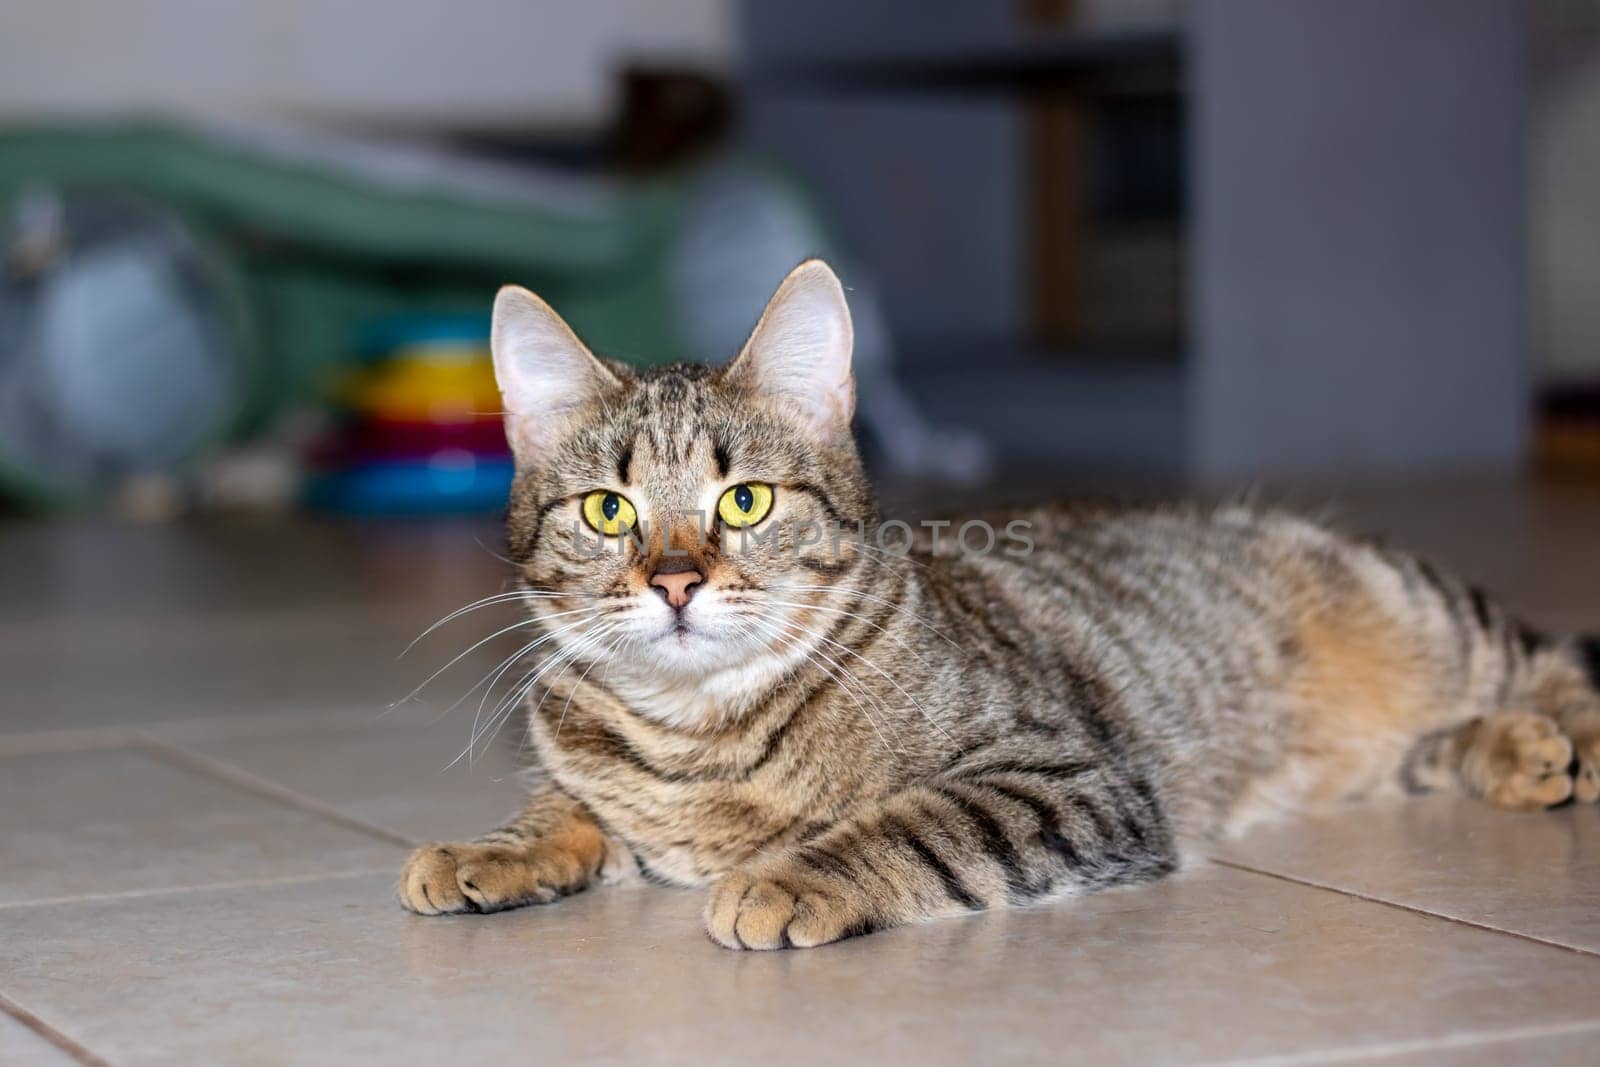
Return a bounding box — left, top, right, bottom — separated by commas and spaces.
717, 482, 773, 528
581, 490, 637, 536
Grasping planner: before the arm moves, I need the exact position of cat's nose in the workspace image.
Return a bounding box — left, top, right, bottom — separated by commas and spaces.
649, 565, 703, 609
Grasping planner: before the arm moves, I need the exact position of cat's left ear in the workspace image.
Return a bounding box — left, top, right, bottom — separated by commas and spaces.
722, 259, 854, 437
491, 284, 621, 465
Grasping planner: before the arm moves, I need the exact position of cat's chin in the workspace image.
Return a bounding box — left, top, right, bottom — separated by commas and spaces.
607, 629, 804, 729
634, 622, 750, 677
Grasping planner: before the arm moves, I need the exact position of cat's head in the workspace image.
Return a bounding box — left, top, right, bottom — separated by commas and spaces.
494, 260, 876, 726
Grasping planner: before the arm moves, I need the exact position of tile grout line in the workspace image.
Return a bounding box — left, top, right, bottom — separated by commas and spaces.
1204, 1017, 1600, 1066
0, 991, 112, 1067
1208, 857, 1600, 961
129, 733, 419, 850
0, 868, 396, 912
0, 599, 474, 649
0, 728, 146, 758
0, 707, 441, 758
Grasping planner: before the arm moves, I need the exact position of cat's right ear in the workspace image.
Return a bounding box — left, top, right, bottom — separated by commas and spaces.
722, 259, 854, 439
491, 285, 620, 465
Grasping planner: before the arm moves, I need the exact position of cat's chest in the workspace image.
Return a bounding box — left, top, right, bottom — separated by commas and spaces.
529, 716, 833, 886
552, 764, 808, 885
529, 675, 890, 884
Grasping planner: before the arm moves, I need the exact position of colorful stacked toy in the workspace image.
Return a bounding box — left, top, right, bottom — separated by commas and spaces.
305, 314, 514, 514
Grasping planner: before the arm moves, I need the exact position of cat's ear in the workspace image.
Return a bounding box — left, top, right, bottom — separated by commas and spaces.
722, 259, 854, 437
491, 284, 620, 465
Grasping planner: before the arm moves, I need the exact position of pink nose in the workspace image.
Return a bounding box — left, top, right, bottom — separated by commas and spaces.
649, 568, 703, 609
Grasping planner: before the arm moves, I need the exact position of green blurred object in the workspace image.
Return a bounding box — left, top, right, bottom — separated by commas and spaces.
0, 122, 690, 507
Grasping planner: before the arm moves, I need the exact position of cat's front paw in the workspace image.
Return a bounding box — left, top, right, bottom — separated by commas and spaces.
399, 842, 568, 916
704, 862, 876, 950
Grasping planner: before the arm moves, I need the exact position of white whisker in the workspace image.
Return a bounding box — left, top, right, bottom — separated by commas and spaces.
461, 614, 609, 749
764, 613, 957, 749
465, 621, 619, 763
393, 606, 604, 709
753, 598, 940, 669
846, 538, 935, 574
551, 625, 629, 741
771, 582, 964, 650
401, 588, 592, 658
740, 614, 900, 755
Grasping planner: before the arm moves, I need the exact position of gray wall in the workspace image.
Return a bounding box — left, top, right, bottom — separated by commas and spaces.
742, 0, 1531, 480
1189, 0, 1529, 479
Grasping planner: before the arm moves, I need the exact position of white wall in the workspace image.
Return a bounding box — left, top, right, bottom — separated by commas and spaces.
0, 0, 733, 128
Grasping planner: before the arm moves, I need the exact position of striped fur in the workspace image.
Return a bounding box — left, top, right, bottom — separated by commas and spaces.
400, 262, 1600, 949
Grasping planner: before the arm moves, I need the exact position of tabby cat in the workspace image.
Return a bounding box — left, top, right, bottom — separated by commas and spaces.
399, 260, 1600, 949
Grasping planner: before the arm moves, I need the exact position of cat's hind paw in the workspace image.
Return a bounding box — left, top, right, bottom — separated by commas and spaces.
1472, 713, 1576, 811
704, 864, 876, 950
1568, 730, 1600, 804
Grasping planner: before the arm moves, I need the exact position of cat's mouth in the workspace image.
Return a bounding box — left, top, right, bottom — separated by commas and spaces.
656, 612, 697, 642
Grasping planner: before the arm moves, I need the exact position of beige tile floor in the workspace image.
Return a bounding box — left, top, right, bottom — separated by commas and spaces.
2, 478, 1599, 1065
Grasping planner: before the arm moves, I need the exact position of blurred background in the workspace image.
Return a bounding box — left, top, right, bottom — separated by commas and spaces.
6, 9, 1600, 1062
1, 0, 1597, 521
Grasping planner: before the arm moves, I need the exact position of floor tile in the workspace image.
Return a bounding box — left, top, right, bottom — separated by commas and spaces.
0, 514, 508, 628
1216, 796, 1600, 955
0, 746, 402, 905
1312, 1022, 1600, 1065
3, 865, 1598, 1066
0, 513, 532, 737
0, 618, 401, 733
4, 477, 1599, 1065
0, 604, 524, 735
151, 719, 531, 844
0, 1008, 78, 1066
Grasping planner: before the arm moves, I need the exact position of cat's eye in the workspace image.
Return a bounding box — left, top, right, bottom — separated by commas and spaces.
581, 490, 638, 536
717, 482, 774, 528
